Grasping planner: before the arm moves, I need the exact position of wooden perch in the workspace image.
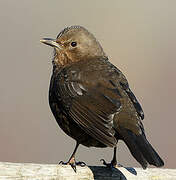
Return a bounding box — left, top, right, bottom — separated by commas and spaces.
0, 162, 175, 180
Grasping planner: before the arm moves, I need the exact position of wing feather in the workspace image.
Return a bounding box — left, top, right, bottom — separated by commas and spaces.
55, 68, 121, 147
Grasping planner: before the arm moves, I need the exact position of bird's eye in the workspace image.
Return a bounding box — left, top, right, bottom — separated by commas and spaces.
71, 41, 77, 47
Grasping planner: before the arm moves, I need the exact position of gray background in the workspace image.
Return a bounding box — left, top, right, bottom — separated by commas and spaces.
0, 0, 175, 168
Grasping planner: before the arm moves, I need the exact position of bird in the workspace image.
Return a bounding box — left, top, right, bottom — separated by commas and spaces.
40, 25, 164, 172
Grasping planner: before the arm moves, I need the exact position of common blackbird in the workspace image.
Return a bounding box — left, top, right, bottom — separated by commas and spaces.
40, 25, 164, 171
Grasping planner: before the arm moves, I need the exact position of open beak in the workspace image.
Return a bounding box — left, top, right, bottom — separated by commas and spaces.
40, 38, 62, 49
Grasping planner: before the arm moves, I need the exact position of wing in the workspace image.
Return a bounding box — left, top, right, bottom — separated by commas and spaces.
112, 67, 144, 134
54, 63, 122, 147
119, 79, 144, 120
113, 75, 164, 169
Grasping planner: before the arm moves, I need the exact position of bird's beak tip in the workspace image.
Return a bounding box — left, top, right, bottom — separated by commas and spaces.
40, 38, 53, 44
40, 39, 46, 44
40, 38, 62, 50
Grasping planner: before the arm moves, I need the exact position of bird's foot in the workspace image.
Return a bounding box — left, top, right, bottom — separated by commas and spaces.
59, 158, 86, 172
100, 159, 122, 169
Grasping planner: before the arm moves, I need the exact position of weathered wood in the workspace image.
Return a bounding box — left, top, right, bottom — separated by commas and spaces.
0, 162, 175, 180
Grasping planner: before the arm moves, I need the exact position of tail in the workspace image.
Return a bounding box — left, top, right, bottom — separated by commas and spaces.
120, 129, 164, 169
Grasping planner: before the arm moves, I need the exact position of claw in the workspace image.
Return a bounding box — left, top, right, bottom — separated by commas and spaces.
76, 161, 86, 167
100, 159, 107, 166
100, 158, 119, 168
59, 161, 66, 165
71, 163, 77, 172
58, 160, 86, 172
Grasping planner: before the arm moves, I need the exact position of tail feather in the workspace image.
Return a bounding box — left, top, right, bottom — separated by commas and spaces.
134, 132, 164, 167
120, 129, 164, 169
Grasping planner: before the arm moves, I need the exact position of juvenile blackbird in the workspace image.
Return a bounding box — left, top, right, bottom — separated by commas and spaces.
40, 25, 164, 171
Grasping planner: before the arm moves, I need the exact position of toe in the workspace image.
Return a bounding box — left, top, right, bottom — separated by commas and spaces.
59, 161, 67, 165
70, 163, 77, 172
100, 159, 108, 166
100, 159, 119, 168
76, 161, 86, 167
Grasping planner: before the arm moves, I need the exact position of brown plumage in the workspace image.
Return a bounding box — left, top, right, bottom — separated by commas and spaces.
40, 25, 164, 171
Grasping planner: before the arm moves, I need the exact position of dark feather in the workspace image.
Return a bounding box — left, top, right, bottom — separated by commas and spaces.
45, 26, 164, 169
120, 82, 144, 120
52, 58, 123, 147
119, 128, 164, 169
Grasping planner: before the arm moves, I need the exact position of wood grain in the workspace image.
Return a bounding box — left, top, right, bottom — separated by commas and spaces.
0, 162, 175, 180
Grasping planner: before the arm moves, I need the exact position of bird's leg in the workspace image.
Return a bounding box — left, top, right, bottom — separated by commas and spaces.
101, 147, 119, 168
59, 142, 86, 172
111, 146, 118, 167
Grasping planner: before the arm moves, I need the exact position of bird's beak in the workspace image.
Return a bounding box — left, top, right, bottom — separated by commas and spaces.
40, 38, 62, 50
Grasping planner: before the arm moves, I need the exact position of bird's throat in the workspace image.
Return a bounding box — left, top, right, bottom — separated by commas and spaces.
53, 52, 73, 67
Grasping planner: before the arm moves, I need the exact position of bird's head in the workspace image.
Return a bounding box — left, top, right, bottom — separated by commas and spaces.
40, 26, 106, 66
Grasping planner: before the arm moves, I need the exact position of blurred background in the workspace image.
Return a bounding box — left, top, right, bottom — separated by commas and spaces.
0, 0, 175, 169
